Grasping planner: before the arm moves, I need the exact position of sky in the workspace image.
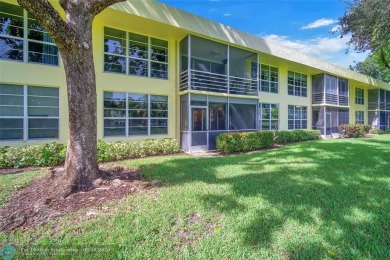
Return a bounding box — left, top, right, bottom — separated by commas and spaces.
158, 0, 368, 68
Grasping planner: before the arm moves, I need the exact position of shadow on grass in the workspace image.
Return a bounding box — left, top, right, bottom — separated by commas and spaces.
131, 138, 390, 258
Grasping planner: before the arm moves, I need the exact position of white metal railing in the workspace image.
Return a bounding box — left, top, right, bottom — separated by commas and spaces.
179, 69, 258, 96
312, 92, 349, 106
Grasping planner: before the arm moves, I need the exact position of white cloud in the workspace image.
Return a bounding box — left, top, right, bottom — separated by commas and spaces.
223, 13, 232, 16
261, 34, 368, 68
301, 18, 337, 30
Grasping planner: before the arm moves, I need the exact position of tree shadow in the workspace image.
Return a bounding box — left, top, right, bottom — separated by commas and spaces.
126, 139, 390, 258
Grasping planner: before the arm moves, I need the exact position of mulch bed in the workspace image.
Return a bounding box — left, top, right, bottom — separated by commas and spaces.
0, 165, 157, 232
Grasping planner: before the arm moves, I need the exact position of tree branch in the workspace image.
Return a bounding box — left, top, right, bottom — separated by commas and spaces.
17, 0, 75, 50
88, 0, 126, 16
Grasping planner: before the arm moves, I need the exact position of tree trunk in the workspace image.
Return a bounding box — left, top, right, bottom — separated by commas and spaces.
16, 0, 126, 197
58, 20, 99, 197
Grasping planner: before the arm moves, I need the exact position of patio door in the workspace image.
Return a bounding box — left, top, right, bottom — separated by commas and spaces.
325, 112, 332, 135
191, 106, 208, 150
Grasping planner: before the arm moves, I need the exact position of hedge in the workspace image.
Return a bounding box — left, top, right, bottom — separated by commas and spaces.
340, 124, 371, 138
0, 138, 180, 169
216, 131, 274, 153
274, 130, 321, 144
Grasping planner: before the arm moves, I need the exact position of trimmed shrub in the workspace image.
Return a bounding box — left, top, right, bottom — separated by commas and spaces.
216, 131, 274, 153
340, 124, 371, 138
369, 128, 385, 135
275, 130, 321, 144
0, 138, 180, 169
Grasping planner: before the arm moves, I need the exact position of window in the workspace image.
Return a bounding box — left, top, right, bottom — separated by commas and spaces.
104, 27, 168, 79
0, 84, 59, 140
0, 2, 59, 65
260, 103, 278, 130
103, 92, 168, 137
355, 111, 364, 124
288, 105, 307, 130
260, 64, 278, 93
288, 71, 307, 97
355, 88, 364, 105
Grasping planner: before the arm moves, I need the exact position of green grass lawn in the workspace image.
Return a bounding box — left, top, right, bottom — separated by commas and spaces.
1, 135, 390, 259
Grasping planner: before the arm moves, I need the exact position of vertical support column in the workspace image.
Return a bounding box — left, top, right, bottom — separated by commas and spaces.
125, 93, 129, 137
23, 10, 28, 63
227, 97, 230, 132
206, 95, 209, 149
148, 37, 151, 78
323, 76, 326, 105
147, 94, 151, 136
23, 85, 28, 141
188, 93, 192, 152
125, 31, 129, 75
257, 53, 260, 97
188, 35, 192, 90
227, 46, 230, 94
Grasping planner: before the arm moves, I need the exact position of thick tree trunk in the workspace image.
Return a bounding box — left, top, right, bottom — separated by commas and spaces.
58, 20, 99, 196
16, 0, 126, 197
60, 46, 99, 195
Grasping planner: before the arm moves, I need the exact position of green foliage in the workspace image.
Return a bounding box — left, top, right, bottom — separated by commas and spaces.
0, 139, 180, 169
216, 131, 274, 153
369, 128, 385, 135
340, 124, 371, 138
339, 0, 390, 69
274, 130, 321, 144
349, 52, 390, 83
384, 128, 390, 134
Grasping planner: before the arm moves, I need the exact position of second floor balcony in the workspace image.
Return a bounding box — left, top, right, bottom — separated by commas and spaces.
180, 69, 258, 96
312, 74, 349, 107
180, 34, 259, 96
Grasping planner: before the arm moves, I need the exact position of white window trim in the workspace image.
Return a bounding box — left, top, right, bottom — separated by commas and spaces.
288, 105, 308, 130
0, 3, 59, 66
259, 64, 279, 93
103, 26, 169, 80
103, 92, 169, 138
259, 103, 279, 130
288, 71, 308, 97
0, 84, 60, 141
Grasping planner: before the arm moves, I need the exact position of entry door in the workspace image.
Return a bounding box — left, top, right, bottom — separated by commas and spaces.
191, 107, 208, 150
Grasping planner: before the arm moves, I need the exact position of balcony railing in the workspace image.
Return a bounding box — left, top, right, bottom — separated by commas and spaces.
180, 70, 258, 96
368, 101, 390, 110
312, 92, 349, 106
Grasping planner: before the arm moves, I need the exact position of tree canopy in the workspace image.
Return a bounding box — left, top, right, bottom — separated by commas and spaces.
339, 0, 390, 69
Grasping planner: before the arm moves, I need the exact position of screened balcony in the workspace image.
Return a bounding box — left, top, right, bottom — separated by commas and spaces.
312, 74, 349, 106
368, 89, 390, 110
180, 35, 258, 96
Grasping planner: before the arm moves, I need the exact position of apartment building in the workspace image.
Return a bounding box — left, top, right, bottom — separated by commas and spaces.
1, 0, 390, 152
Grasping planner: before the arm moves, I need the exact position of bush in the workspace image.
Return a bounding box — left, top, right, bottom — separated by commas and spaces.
275, 130, 321, 144
385, 128, 390, 134
0, 138, 180, 169
369, 128, 385, 135
340, 124, 371, 138
216, 131, 274, 153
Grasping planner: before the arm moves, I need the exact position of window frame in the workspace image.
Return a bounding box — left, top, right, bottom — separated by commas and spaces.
288, 105, 307, 130
355, 88, 364, 105
103, 26, 169, 80
0, 84, 60, 141
0, 2, 59, 66
288, 71, 307, 97
103, 91, 169, 138
259, 103, 279, 130
259, 64, 279, 93
355, 111, 364, 124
